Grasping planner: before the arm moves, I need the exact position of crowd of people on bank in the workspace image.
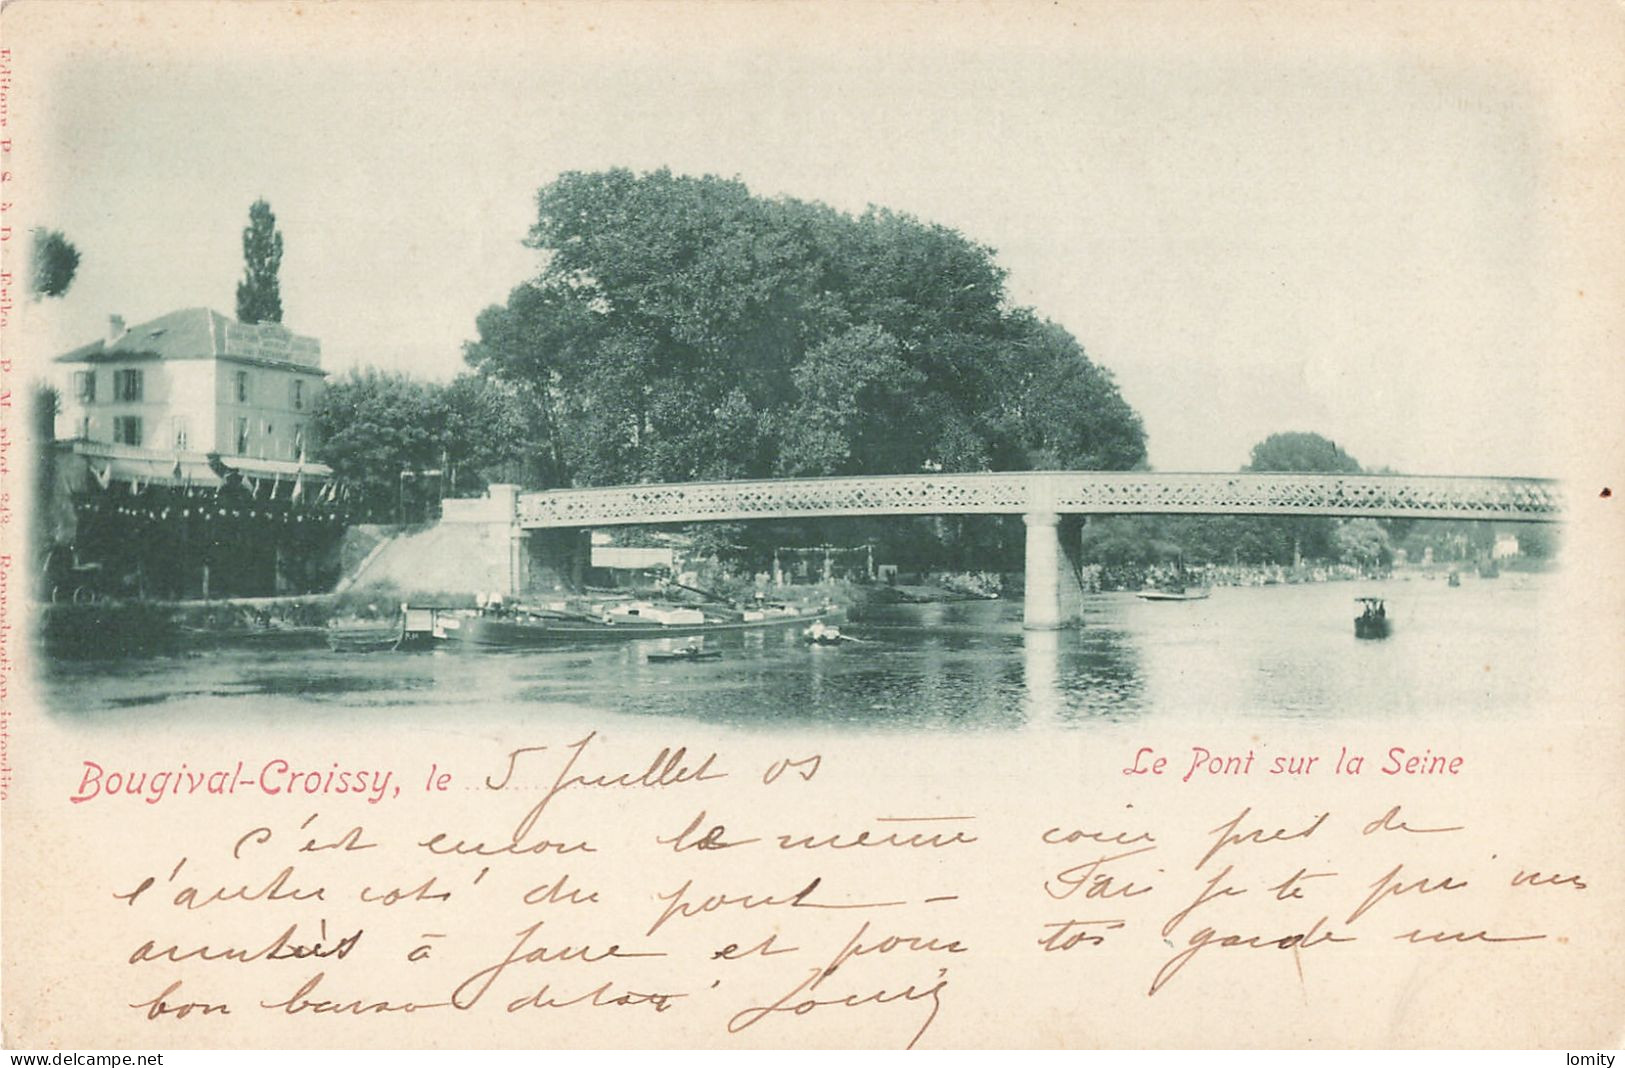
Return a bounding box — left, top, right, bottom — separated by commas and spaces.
1081, 561, 1376, 593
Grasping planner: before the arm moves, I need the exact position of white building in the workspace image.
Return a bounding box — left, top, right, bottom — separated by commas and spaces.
53, 308, 332, 488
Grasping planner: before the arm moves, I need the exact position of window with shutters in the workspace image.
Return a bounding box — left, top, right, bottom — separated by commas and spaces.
113, 416, 143, 446
113, 369, 144, 402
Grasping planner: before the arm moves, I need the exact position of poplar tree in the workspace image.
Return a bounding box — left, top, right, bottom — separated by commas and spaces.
235, 199, 284, 324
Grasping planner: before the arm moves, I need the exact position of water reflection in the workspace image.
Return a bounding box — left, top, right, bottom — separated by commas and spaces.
1022, 629, 1059, 727
43, 575, 1557, 731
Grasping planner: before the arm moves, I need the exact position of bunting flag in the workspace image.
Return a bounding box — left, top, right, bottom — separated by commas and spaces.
249, 477, 261, 498
130, 476, 144, 496
94, 463, 113, 491
292, 471, 304, 502
64, 498, 349, 527
171, 457, 183, 482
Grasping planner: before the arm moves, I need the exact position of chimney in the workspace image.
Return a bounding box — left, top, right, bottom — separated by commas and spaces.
106, 315, 127, 346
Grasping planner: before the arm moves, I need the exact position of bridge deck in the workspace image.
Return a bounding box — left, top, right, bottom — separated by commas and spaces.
515, 471, 1562, 529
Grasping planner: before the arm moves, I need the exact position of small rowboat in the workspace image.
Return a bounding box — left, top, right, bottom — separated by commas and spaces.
1135, 587, 1211, 602
327, 625, 404, 653
646, 647, 723, 663
803, 620, 868, 644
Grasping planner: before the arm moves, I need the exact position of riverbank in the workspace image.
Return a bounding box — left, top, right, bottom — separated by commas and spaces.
36, 588, 478, 660
36, 561, 1543, 661
35, 581, 864, 660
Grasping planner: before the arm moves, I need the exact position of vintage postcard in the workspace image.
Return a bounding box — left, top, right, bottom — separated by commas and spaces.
1, 0, 1622, 1052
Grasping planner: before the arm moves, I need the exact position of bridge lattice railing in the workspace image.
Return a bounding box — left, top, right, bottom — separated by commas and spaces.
515, 472, 1562, 528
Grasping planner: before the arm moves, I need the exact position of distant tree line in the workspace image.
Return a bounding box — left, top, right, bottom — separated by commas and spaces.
1079, 431, 1383, 570
1075, 432, 1552, 573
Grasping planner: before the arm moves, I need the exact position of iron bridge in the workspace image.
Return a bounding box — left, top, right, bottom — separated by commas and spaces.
516, 471, 1562, 529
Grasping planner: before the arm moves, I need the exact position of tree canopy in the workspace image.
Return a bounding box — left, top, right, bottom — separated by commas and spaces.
236, 199, 284, 324
312, 370, 547, 522
29, 229, 80, 300
1245, 432, 1361, 474
465, 168, 1146, 488
1334, 518, 1393, 568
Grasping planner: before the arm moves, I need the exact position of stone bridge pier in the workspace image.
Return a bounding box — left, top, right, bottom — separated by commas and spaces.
1022, 512, 1088, 630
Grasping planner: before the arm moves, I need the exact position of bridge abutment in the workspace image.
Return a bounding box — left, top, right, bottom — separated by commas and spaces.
1023, 511, 1087, 629
525, 527, 592, 592
431, 485, 590, 595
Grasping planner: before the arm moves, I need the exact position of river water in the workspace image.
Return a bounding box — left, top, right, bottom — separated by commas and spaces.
41, 574, 1560, 732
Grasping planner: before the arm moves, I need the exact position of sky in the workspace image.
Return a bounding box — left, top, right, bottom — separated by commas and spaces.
13, 2, 1589, 477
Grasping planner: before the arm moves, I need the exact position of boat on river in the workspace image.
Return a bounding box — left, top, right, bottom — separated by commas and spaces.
416, 600, 834, 648
1136, 556, 1211, 601
1355, 597, 1392, 639
181, 623, 329, 650
646, 645, 724, 663
1135, 586, 1211, 602
327, 624, 410, 653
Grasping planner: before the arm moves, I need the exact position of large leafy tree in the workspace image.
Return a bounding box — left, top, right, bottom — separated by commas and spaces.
1245, 432, 1361, 475
29, 229, 80, 299
314, 369, 553, 521
1335, 518, 1393, 570
236, 199, 284, 324
312, 369, 446, 520
441, 374, 557, 491
779, 324, 921, 476
466, 168, 1147, 492
992, 318, 1146, 471
1241, 431, 1363, 564
461, 288, 572, 487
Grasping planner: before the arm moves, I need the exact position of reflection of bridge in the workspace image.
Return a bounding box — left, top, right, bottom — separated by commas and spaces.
463, 472, 1562, 630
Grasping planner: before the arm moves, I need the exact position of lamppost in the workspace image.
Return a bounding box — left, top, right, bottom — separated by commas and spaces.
399, 467, 445, 525
398, 469, 413, 525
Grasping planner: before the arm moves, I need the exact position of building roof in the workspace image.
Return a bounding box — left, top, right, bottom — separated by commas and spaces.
55, 307, 325, 373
